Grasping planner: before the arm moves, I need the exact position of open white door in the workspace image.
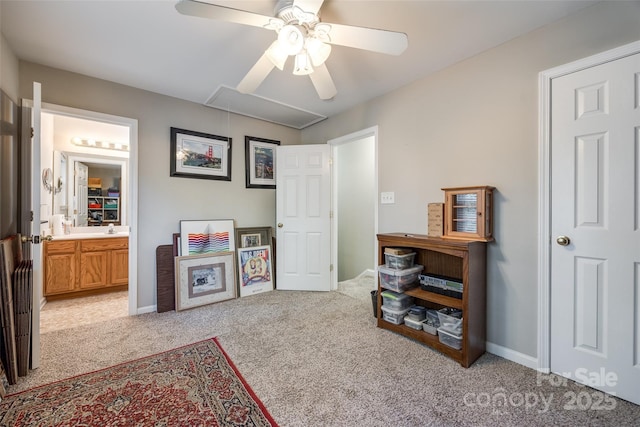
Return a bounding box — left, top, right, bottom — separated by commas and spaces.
74, 162, 88, 226
19, 82, 43, 369
550, 52, 640, 404
276, 145, 331, 291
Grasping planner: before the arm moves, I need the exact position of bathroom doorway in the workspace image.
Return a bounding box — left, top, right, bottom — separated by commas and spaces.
40, 104, 138, 330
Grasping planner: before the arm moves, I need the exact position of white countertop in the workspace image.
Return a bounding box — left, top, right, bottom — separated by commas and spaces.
51, 232, 129, 241
50, 225, 129, 241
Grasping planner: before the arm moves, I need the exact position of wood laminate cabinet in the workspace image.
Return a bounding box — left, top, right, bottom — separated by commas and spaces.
377, 233, 487, 368
44, 237, 128, 298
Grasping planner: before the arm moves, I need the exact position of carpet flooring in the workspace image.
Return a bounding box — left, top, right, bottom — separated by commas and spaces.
8, 275, 640, 426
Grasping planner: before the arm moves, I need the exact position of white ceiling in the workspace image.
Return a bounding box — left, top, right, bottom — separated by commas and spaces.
1, 0, 599, 128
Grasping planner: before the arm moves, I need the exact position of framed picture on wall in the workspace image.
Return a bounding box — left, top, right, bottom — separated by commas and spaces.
245, 136, 280, 189
170, 127, 232, 181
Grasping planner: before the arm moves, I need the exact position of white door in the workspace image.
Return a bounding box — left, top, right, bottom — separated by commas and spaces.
75, 162, 88, 226
19, 82, 43, 369
550, 52, 640, 404
276, 145, 331, 291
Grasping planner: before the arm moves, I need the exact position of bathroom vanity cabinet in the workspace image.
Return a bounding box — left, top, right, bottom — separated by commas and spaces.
44, 236, 128, 299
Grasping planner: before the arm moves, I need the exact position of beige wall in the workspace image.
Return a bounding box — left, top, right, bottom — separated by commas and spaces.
18, 63, 301, 310
302, 1, 640, 359
1, 32, 19, 100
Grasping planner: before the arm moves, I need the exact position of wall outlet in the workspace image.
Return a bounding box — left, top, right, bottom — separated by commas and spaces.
381, 192, 395, 204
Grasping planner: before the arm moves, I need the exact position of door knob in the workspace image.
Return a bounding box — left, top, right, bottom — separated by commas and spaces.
556, 235, 570, 246
21, 234, 53, 244
277, 223, 283, 228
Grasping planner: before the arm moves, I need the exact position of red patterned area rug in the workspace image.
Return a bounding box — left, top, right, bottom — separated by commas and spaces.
0, 337, 278, 426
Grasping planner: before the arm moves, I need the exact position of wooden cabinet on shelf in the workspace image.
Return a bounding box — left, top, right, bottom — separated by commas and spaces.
44, 237, 128, 298
442, 186, 494, 242
376, 233, 487, 368
88, 196, 120, 226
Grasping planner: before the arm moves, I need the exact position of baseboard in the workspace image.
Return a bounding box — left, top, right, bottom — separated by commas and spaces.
486, 341, 538, 370
136, 305, 157, 315
357, 269, 376, 278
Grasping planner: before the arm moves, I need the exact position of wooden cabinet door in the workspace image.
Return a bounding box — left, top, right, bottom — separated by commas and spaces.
110, 249, 128, 286
44, 252, 77, 295
80, 251, 109, 289
44, 240, 78, 296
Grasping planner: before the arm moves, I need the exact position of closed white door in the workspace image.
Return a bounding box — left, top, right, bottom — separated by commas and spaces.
75, 162, 88, 226
276, 145, 331, 291
550, 52, 640, 404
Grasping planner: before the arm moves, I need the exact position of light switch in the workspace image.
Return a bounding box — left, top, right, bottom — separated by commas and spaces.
381, 192, 395, 204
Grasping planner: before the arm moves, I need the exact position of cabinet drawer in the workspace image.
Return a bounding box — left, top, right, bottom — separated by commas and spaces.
45, 240, 77, 255
81, 237, 128, 252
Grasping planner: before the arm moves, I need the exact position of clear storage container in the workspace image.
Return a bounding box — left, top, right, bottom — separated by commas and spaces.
403, 316, 424, 330
437, 308, 463, 335
380, 306, 410, 325
380, 290, 414, 310
384, 252, 416, 269
407, 305, 427, 321
422, 319, 438, 335
378, 264, 423, 292
438, 326, 462, 349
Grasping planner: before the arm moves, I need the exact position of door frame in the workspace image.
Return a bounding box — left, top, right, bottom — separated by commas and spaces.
328, 126, 379, 290
24, 100, 139, 316
537, 39, 640, 372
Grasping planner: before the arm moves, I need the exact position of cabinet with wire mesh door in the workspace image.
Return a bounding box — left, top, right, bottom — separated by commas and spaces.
88, 196, 120, 226
442, 186, 494, 242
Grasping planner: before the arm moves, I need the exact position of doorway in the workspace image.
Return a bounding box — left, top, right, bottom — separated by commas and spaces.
39, 103, 138, 318
329, 127, 378, 289
538, 40, 640, 404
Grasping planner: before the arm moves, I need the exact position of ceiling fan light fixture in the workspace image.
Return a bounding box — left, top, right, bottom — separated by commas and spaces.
293, 51, 314, 76
266, 41, 288, 70
306, 37, 331, 67
277, 24, 305, 56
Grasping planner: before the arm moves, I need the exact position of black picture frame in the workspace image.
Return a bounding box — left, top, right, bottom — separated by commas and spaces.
170, 127, 232, 181
245, 136, 280, 189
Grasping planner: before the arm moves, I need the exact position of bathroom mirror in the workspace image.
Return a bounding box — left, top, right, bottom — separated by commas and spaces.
42, 167, 53, 192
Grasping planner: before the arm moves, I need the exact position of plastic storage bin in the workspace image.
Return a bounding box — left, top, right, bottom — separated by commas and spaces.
422, 319, 438, 335
378, 264, 423, 292
381, 306, 410, 325
426, 309, 440, 327
384, 252, 416, 269
438, 327, 462, 349
380, 290, 414, 310
438, 308, 463, 335
404, 316, 424, 330
407, 305, 427, 321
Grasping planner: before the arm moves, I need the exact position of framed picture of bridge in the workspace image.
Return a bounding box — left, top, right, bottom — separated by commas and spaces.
170, 127, 232, 181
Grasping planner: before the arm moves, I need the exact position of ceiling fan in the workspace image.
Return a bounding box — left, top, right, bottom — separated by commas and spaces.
175, 0, 408, 100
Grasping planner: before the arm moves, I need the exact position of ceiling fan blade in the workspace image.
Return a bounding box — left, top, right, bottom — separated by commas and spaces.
293, 0, 324, 15
321, 23, 408, 56
237, 52, 276, 94
309, 63, 337, 100
175, 0, 274, 29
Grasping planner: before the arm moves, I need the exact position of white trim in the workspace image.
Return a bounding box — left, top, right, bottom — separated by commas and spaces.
136, 305, 157, 315
537, 39, 640, 372
328, 126, 379, 290
34, 102, 139, 317
486, 341, 538, 370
